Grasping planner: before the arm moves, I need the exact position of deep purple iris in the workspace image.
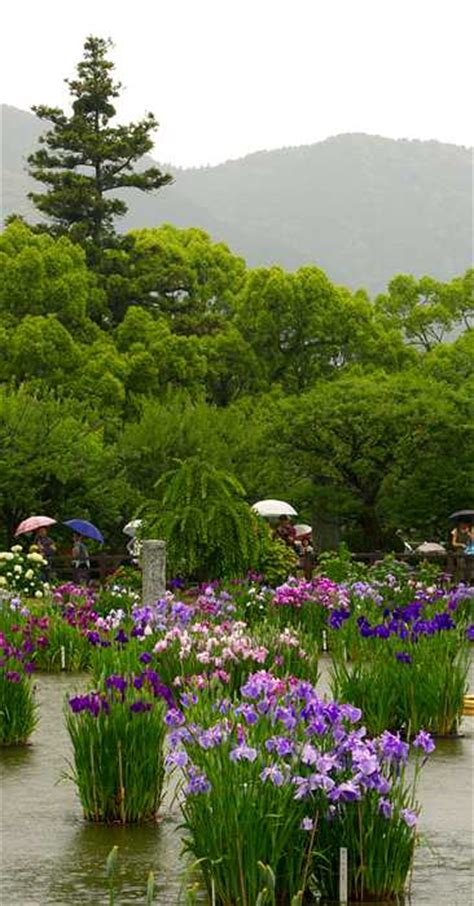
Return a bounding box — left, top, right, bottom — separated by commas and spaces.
105, 674, 128, 696
328, 609, 351, 630
130, 701, 153, 713
114, 629, 129, 645
395, 651, 413, 664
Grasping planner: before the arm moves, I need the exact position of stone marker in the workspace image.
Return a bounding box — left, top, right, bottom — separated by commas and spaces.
142, 539, 166, 605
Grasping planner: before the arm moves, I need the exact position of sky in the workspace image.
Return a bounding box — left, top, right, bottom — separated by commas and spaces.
3, 0, 473, 167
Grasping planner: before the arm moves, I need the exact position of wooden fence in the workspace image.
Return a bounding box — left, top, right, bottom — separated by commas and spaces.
49, 551, 474, 587
348, 552, 474, 584
50, 553, 126, 585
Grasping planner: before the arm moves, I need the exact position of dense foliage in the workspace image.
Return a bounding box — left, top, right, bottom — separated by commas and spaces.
1, 36, 473, 558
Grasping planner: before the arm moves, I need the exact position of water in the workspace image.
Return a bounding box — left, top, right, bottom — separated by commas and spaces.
1, 670, 473, 905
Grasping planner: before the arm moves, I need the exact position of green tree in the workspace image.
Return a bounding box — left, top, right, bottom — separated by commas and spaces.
0, 221, 103, 329
27, 36, 172, 256
144, 456, 264, 580
234, 265, 410, 389
126, 225, 246, 332
0, 389, 138, 544
375, 272, 474, 350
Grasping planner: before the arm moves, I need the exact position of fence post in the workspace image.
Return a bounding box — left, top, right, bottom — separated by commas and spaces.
142, 540, 166, 606
339, 847, 348, 904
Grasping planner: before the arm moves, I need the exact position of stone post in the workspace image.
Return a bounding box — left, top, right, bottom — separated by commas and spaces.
142, 539, 166, 605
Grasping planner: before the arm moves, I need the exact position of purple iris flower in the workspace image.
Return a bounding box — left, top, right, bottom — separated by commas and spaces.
395, 651, 413, 664
265, 736, 295, 757
328, 609, 350, 630
86, 630, 101, 646
412, 730, 435, 754
260, 765, 285, 786
379, 731, 409, 765
378, 798, 393, 819
374, 624, 391, 639
5, 670, 21, 683
69, 695, 89, 713
114, 629, 129, 645
139, 651, 152, 665
339, 704, 362, 724
165, 749, 188, 770
229, 744, 258, 763
328, 781, 361, 802
235, 703, 258, 725
185, 765, 211, 794
164, 708, 185, 727
400, 808, 417, 828
465, 625, 474, 641
105, 675, 128, 696
130, 701, 152, 713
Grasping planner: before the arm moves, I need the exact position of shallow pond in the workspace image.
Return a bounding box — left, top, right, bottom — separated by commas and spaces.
1, 664, 473, 905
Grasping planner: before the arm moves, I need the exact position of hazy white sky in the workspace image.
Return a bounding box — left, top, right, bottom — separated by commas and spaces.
3, 0, 473, 167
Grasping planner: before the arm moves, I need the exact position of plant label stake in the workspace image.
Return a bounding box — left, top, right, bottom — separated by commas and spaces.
60, 646, 66, 671
339, 847, 348, 904
322, 630, 328, 652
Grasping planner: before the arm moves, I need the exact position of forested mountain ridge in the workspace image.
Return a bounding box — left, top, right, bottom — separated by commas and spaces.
2, 104, 471, 294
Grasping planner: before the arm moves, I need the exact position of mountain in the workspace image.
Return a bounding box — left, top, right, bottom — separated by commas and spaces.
1, 104, 472, 294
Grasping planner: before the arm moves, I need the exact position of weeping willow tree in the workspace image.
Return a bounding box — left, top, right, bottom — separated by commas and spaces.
145, 457, 266, 580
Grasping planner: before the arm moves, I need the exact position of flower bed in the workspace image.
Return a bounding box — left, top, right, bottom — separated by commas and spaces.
66, 670, 173, 823
168, 671, 434, 903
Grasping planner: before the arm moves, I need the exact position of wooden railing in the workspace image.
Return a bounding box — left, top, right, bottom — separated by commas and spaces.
48, 551, 474, 587
49, 553, 127, 585
349, 552, 474, 584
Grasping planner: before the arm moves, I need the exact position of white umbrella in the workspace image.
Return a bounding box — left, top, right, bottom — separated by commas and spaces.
415, 542, 445, 554
294, 524, 312, 538
252, 499, 297, 518
123, 519, 142, 537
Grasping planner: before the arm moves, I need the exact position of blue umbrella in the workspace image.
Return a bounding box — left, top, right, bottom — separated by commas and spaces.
63, 519, 104, 544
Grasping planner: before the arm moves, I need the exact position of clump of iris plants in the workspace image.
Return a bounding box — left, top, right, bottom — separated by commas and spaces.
329, 582, 473, 736
0, 625, 38, 745
167, 671, 434, 903
65, 670, 173, 823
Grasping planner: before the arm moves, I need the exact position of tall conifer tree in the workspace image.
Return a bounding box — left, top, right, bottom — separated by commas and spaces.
28, 36, 172, 257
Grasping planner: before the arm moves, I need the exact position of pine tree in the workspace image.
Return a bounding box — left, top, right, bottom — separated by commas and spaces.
28, 36, 172, 257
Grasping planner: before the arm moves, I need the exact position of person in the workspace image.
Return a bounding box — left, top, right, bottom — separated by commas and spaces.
126, 535, 142, 566
450, 522, 474, 553
34, 526, 56, 579
298, 536, 315, 579
72, 532, 90, 585
275, 515, 297, 548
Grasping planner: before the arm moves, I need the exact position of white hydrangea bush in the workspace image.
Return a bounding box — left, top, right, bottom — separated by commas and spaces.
0, 545, 50, 598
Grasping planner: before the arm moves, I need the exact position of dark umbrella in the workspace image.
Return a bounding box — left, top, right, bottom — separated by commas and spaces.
63, 519, 104, 543
449, 510, 474, 522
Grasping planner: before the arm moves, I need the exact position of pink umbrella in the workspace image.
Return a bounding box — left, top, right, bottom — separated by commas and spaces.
15, 515, 57, 536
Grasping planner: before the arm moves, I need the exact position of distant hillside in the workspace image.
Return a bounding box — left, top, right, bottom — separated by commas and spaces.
1, 104, 472, 294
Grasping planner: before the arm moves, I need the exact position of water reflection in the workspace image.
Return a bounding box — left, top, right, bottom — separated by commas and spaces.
43, 817, 184, 904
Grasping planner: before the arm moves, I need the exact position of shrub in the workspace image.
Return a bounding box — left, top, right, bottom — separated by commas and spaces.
65, 671, 172, 823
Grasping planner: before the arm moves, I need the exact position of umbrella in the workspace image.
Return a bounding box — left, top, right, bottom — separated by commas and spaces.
15, 515, 57, 536
252, 499, 297, 518
449, 510, 474, 522
63, 519, 104, 544
294, 523, 312, 538
123, 519, 142, 537
415, 542, 446, 554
